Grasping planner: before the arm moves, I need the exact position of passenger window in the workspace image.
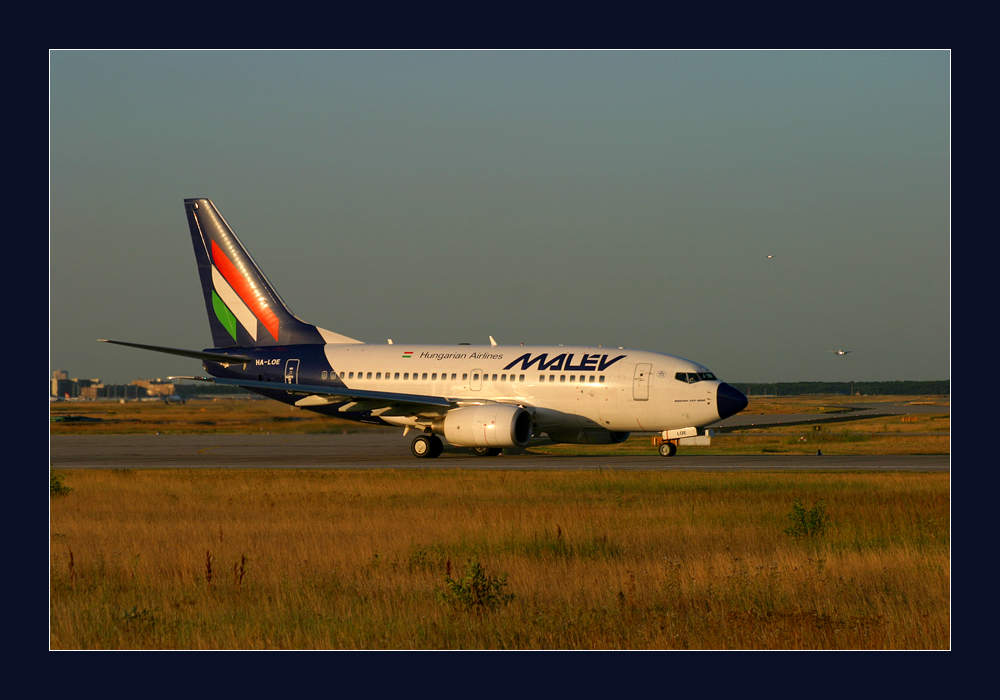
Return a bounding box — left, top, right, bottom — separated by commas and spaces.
463, 374, 468, 381
376, 372, 381, 379
492, 374, 497, 381
404, 373, 409, 380
394, 373, 400, 380
321, 371, 328, 379
349, 372, 354, 379
432, 373, 437, 381
589, 375, 595, 383
539, 375, 545, 382
599, 376, 605, 383
501, 374, 506, 382
422, 373, 428, 380
569, 375, 575, 382
560, 375, 566, 382
519, 375, 525, 382
473, 374, 479, 381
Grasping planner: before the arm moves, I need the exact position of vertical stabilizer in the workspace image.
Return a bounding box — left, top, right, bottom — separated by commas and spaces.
184, 198, 361, 348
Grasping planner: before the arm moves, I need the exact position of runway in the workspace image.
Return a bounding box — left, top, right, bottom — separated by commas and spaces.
50, 434, 949, 471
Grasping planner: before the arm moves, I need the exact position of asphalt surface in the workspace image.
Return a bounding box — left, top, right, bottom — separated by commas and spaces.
49, 433, 949, 471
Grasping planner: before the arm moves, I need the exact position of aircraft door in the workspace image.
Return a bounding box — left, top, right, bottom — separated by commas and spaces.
633, 363, 651, 401
285, 359, 300, 393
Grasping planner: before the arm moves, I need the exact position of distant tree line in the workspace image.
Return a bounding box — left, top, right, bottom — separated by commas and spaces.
730, 380, 949, 396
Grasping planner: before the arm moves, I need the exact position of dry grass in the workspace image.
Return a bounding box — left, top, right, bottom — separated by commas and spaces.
50, 469, 949, 649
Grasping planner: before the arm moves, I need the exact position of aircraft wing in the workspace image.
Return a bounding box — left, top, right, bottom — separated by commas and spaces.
709, 406, 898, 433
176, 375, 454, 412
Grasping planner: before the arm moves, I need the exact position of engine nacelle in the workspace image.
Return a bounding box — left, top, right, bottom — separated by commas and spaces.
546, 429, 631, 445
434, 404, 533, 448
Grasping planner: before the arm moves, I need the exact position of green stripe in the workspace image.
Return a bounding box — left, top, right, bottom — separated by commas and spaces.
212, 290, 239, 342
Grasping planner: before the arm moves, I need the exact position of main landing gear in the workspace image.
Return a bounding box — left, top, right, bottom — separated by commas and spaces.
472, 447, 502, 457
410, 434, 443, 458
410, 434, 504, 459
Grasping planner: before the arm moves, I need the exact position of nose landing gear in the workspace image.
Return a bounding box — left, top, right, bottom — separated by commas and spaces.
657, 441, 677, 457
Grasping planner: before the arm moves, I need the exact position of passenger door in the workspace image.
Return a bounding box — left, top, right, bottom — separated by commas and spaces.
633, 363, 651, 401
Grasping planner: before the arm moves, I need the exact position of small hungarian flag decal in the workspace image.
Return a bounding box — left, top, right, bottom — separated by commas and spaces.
402, 351, 413, 358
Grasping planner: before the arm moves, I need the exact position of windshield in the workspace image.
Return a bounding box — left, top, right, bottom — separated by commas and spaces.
674, 371, 717, 384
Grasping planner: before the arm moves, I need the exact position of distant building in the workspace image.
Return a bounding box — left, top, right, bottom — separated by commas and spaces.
51, 369, 148, 400
88, 384, 147, 400
51, 370, 70, 398
132, 379, 176, 397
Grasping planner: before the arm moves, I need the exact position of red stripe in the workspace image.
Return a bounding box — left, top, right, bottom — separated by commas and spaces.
211, 240, 280, 341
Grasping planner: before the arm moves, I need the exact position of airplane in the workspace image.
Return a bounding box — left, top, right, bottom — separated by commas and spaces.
101, 198, 748, 459
828, 349, 853, 355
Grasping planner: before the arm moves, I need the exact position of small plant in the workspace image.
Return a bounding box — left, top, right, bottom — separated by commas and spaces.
50, 471, 72, 497
438, 557, 514, 612
120, 607, 155, 625
784, 498, 828, 537
233, 554, 248, 590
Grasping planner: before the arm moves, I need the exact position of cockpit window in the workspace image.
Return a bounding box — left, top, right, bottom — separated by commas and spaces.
675, 372, 718, 384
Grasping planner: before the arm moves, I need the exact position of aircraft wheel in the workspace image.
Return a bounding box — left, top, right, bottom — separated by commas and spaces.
412, 434, 443, 458
472, 447, 502, 457
658, 442, 677, 457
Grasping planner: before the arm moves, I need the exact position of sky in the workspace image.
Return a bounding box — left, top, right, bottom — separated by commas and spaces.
50, 50, 950, 385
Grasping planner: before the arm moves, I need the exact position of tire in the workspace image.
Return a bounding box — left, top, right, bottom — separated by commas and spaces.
412, 435, 443, 458
658, 442, 677, 457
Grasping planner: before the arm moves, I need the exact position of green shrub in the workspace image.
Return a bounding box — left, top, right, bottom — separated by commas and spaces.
784, 498, 827, 537
438, 557, 514, 612
50, 471, 72, 497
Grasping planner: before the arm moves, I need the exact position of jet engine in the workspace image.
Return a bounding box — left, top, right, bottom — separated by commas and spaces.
434, 404, 533, 448
545, 429, 630, 445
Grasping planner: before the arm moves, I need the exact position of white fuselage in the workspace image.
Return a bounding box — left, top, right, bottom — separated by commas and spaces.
316, 343, 726, 433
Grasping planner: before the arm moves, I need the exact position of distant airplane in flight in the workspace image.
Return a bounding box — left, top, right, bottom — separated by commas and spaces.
101, 198, 748, 458
828, 349, 852, 355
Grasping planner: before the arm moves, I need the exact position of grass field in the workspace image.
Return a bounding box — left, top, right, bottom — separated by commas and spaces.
50, 469, 949, 649
49, 395, 950, 649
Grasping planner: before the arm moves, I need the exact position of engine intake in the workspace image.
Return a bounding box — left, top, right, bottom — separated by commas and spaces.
434, 404, 532, 448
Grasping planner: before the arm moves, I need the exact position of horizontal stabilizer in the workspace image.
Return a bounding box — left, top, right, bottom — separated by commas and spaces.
98, 339, 253, 365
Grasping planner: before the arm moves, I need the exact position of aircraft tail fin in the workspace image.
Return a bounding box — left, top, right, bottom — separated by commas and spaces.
184, 198, 361, 348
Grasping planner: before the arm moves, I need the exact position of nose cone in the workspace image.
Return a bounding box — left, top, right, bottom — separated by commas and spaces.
717, 382, 748, 420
